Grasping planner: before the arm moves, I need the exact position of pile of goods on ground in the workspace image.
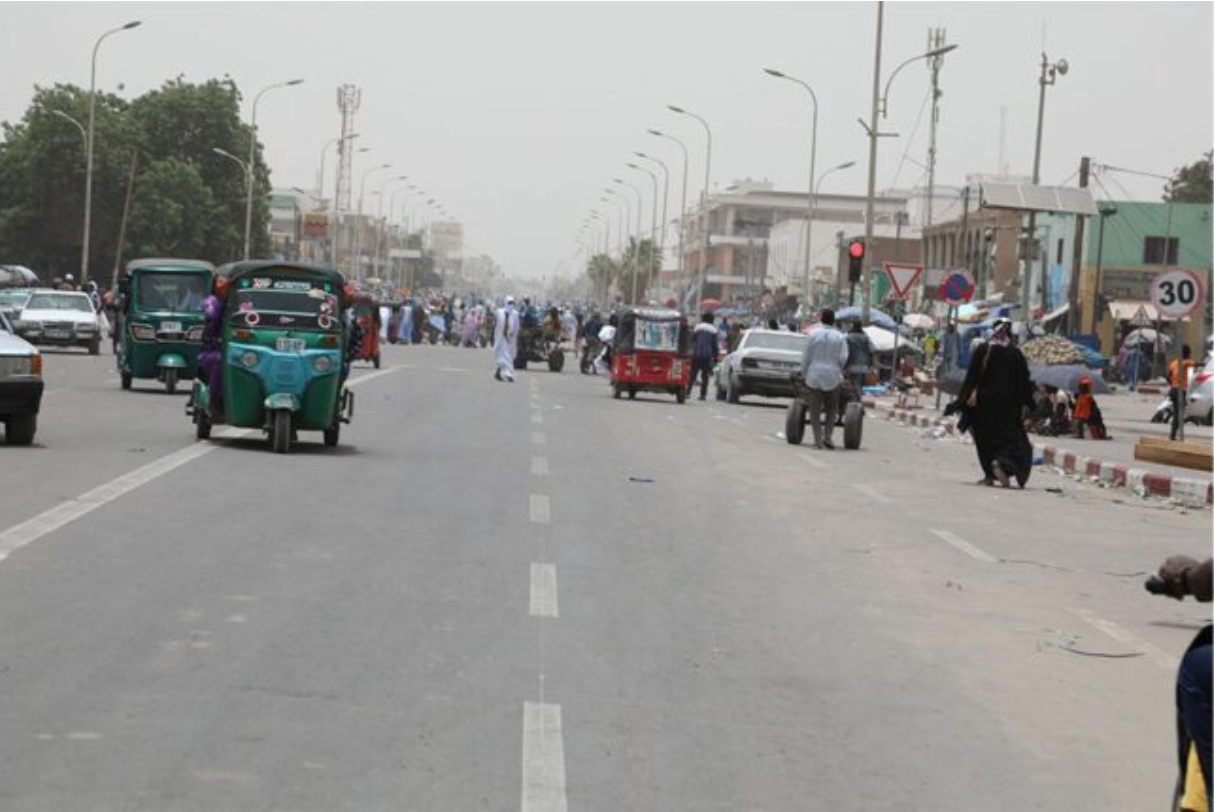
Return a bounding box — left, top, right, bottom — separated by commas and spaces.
1021, 335, 1084, 366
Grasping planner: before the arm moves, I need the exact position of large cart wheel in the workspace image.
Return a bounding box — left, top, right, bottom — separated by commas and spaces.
548, 349, 565, 373
120, 371, 132, 390
324, 422, 341, 447
195, 409, 211, 440
675, 387, 687, 404
164, 368, 178, 395
271, 409, 292, 454
612, 382, 622, 399
785, 401, 806, 445
843, 401, 864, 450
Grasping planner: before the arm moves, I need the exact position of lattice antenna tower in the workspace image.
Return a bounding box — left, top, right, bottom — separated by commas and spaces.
335, 84, 361, 212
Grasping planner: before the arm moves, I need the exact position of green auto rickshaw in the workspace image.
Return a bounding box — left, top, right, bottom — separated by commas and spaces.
187, 261, 355, 454
117, 259, 215, 393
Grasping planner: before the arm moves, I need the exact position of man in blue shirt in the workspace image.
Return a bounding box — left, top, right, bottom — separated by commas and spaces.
800, 308, 850, 449
688, 312, 719, 401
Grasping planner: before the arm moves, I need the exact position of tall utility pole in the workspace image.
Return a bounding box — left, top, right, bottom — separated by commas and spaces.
334, 85, 361, 272
1064, 156, 1090, 334
924, 27, 946, 227
860, 2, 885, 324
1022, 52, 1067, 321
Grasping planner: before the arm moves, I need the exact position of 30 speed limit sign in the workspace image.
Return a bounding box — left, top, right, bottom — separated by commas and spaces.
1150, 269, 1205, 320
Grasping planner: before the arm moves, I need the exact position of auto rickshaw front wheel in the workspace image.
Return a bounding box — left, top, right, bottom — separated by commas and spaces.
675, 387, 687, 404
612, 382, 622, 399
271, 410, 292, 454
164, 368, 178, 395
324, 422, 340, 447
195, 409, 211, 441
548, 349, 564, 373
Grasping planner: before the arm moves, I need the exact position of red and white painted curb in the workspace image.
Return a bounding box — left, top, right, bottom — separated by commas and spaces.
870, 400, 1212, 507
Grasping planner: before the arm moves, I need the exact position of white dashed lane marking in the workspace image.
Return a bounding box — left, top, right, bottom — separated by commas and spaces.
521, 701, 567, 812
529, 564, 559, 618
531, 431, 546, 446
530, 495, 551, 524
929, 529, 997, 563
531, 457, 549, 476
851, 483, 894, 505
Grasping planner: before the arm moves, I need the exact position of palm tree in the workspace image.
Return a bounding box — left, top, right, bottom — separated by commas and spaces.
586, 253, 619, 304
619, 238, 661, 304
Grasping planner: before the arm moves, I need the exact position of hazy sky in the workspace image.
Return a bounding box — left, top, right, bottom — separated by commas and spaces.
2, 2, 1210, 277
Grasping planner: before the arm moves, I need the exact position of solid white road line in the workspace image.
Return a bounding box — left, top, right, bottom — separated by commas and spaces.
0, 427, 252, 563
346, 368, 400, 388
531, 413, 544, 425
851, 483, 894, 505
0, 368, 398, 565
531, 431, 546, 446
529, 564, 559, 618
521, 701, 567, 812
530, 495, 551, 524
531, 457, 549, 476
1068, 607, 1179, 670
929, 529, 998, 563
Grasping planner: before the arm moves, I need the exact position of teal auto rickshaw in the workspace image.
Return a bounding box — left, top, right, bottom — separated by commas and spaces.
187, 261, 354, 454
117, 259, 215, 393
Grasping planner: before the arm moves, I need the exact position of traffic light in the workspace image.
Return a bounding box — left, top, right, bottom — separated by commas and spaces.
847, 239, 865, 283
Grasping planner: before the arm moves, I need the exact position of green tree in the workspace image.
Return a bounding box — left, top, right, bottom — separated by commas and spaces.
585, 253, 619, 302
127, 158, 215, 257
1166, 151, 1213, 203
0, 84, 135, 280
617, 238, 661, 304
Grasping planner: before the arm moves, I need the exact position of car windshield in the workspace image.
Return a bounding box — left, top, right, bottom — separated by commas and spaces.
25, 293, 93, 312
0, 290, 31, 307
744, 332, 807, 352
135, 272, 208, 313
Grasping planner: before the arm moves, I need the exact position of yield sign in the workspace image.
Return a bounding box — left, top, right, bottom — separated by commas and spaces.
882, 262, 924, 300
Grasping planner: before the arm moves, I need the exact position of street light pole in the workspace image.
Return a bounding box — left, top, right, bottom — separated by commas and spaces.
647, 130, 689, 288
243, 78, 304, 260
1091, 206, 1117, 335
627, 162, 660, 298
668, 106, 712, 307
1022, 52, 1068, 322
764, 68, 819, 308
81, 20, 141, 288
614, 178, 644, 304
373, 174, 408, 277
353, 163, 391, 279
634, 153, 670, 281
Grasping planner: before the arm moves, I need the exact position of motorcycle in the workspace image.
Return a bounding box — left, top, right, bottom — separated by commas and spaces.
1145, 573, 1212, 811
580, 337, 602, 375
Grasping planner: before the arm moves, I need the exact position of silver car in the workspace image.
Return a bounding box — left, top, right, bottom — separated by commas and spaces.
716, 329, 808, 404
0, 310, 43, 444
11, 289, 103, 355
1187, 361, 1213, 424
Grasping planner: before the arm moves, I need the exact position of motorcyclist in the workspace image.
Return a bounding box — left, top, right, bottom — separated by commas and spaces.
1157, 556, 1212, 803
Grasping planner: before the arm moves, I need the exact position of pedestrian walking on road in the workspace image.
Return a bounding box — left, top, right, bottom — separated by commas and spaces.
688, 312, 719, 400
950, 318, 1035, 488
843, 321, 874, 394
493, 296, 520, 381
799, 308, 848, 449
397, 301, 414, 345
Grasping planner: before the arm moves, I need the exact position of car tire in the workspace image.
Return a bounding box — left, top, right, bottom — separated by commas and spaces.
612, 382, 622, 399
87, 336, 101, 356
628, 387, 637, 400
5, 414, 36, 445
727, 376, 741, 404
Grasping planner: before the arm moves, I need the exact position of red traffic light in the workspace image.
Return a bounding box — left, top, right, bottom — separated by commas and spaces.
848, 240, 865, 259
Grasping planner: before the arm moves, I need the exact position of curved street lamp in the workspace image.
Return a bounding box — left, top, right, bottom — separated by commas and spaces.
666, 106, 713, 305
647, 129, 689, 282
764, 68, 820, 303
243, 78, 304, 259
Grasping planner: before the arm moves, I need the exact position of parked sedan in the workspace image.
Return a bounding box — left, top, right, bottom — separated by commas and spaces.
716, 329, 809, 404
1187, 361, 1214, 424
11, 289, 102, 354
0, 310, 43, 444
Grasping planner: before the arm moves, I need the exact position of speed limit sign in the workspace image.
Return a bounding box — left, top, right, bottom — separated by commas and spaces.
1150, 269, 1205, 320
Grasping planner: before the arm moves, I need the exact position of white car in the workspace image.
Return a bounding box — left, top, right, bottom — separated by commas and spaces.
11, 289, 103, 354
1187, 361, 1214, 424
0, 310, 43, 444
716, 329, 809, 404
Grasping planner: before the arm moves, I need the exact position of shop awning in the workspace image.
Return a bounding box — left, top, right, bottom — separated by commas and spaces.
1041, 303, 1070, 324
1107, 300, 1159, 322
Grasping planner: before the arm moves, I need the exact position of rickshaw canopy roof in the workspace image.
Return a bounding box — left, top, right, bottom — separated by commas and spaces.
615, 307, 691, 354
620, 307, 684, 324
218, 260, 347, 289
123, 258, 215, 277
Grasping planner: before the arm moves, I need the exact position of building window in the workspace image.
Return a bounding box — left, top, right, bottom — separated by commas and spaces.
1143, 236, 1179, 265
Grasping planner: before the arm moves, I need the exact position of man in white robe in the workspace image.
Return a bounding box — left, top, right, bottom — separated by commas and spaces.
493, 296, 520, 381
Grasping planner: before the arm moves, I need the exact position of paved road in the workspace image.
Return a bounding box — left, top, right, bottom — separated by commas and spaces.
0, 343, 1208, 810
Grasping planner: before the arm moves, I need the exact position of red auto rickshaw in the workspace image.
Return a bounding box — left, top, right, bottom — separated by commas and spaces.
610, 308, 691, 403
351, 293, 381, 368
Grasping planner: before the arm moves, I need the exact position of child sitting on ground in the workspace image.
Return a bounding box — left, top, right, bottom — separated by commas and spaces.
1072, 377, 1110, 440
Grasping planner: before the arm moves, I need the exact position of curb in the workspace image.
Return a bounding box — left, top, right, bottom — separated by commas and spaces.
871, 400, 1212, 507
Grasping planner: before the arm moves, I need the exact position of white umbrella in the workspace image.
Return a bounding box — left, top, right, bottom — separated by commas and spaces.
863, 325, 923, 355
1123, 328, 1170, 347
902, 313, 936, 330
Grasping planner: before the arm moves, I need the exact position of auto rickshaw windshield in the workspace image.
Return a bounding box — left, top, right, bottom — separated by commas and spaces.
135, 272, 208, 312
228, 287, 342, 331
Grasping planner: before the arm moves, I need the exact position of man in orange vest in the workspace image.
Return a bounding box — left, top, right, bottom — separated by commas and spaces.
1169, 344, 1195, 441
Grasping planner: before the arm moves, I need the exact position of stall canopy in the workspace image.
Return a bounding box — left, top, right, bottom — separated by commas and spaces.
1107, 300, 1159, 322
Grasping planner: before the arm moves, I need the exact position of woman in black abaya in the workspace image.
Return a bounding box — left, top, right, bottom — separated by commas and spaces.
952, 319, 1036, 488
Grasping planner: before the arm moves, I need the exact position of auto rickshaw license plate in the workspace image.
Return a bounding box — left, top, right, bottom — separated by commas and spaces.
276, 337, 306, 353
161, 321, 182, 333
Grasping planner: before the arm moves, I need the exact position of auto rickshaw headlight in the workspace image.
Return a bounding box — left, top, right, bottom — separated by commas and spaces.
130, 322, 155, 341
312, 355, 333, 374
239, 350, 260, 369
186, 326, 204, 341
